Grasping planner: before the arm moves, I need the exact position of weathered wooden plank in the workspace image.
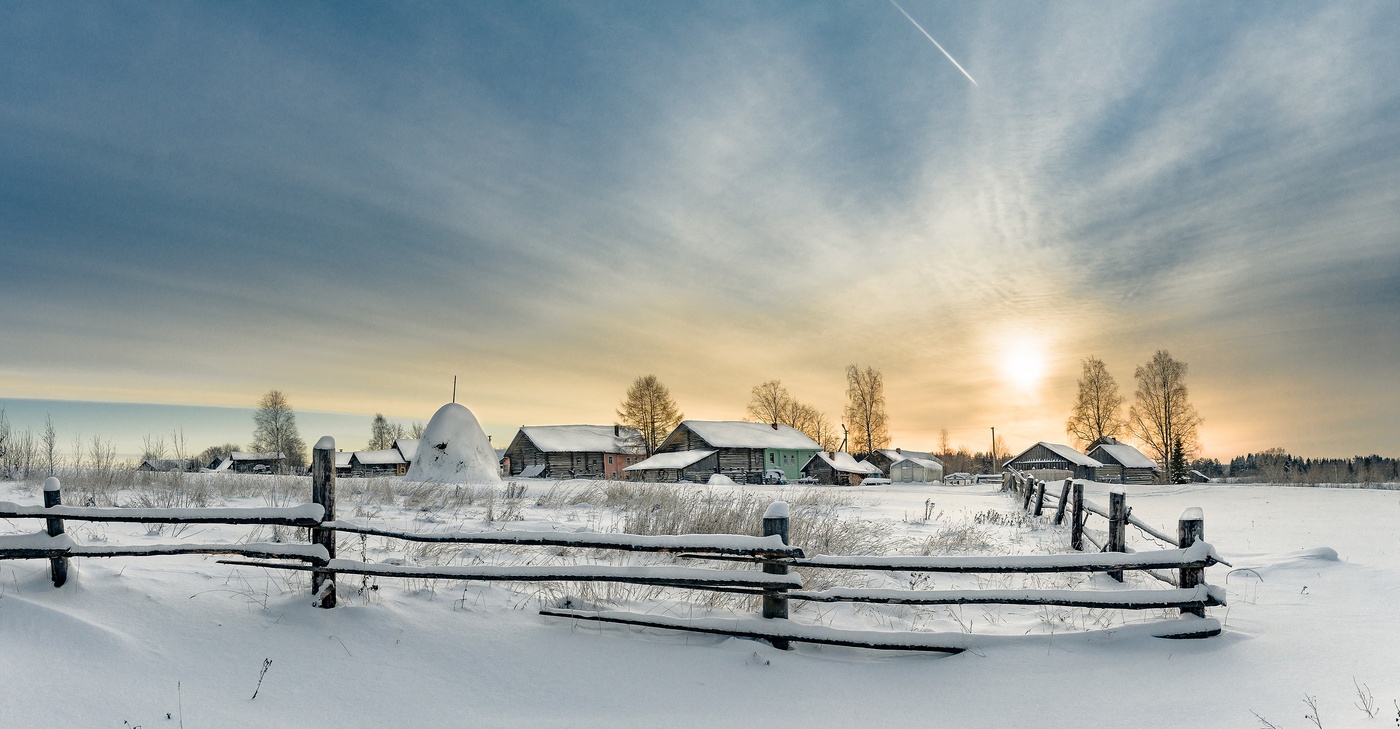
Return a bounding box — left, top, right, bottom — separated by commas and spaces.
0, 502, 325, 526
790, 585, 1224, 609
311, 438, 337, 609
323, 521, 804, 557
0, 542, 329, 562
538, 609, 966, 654
215, 559, 805, 589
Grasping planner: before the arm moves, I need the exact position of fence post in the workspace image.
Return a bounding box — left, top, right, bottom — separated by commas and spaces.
1178, 507, 1205, 618
311, 436, 337, 608
43, 477, 69, 588
1070, 482, 1084, 551
1033, 481, 1046, 517
1053, 479, 1071, 525
1021, 477, 1035, 511
761, 501, 790, 650
1107, 488, 1126, 582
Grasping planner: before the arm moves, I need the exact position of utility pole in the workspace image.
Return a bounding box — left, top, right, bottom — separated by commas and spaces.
452, 375, 457, 404
990, 427, 996, 473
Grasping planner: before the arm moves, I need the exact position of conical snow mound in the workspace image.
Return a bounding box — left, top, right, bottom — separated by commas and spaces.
404, 403, 504, 485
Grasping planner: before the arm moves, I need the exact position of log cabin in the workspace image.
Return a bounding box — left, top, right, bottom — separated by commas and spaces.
503, 425, 645, 479
625, 421, 820, 484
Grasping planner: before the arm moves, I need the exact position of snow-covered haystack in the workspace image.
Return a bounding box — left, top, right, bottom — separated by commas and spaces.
403, 403, 503, 485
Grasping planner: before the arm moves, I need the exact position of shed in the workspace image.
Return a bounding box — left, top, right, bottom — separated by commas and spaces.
349, 449, 407, 477
865, 448, 945, 483
634, 421, 819, 484
1086, 438, 1162, 485
1002, 442, 1107, 482
228, 452, 287, 474
136, 459, 194, 473
503, 425, 645, 479
800, 451, 882, 485
623, 449, 719, 483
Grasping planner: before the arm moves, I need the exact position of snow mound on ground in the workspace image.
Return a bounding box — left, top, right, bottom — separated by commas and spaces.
707, 474, 738, 486
404, 403, 504, 485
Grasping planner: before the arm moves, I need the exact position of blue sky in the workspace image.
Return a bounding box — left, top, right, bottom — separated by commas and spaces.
2, 1, 1398, 458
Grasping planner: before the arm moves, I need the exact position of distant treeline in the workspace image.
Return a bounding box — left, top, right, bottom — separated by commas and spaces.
1192, 449, 1400, 484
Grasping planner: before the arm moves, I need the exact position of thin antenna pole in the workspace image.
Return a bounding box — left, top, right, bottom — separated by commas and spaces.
453, 375, 457, 403
990, 427, 996, 472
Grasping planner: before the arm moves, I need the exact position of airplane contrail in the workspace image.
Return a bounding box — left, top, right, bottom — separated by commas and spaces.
888, 0, 978, 86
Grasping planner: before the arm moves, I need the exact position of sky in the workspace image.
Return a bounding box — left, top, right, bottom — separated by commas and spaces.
2, 1, 1398, 460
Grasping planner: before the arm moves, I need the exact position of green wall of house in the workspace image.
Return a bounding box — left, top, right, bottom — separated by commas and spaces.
764, 448, 818, 480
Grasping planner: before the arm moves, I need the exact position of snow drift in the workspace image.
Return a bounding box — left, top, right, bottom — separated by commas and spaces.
403, 403, 503, 485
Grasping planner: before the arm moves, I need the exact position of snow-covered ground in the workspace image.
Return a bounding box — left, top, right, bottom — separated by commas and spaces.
2, 477, 1398, 727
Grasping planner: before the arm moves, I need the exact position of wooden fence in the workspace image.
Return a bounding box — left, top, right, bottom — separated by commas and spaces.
0, 440, 1226, 653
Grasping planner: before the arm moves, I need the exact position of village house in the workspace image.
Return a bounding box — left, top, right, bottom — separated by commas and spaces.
503, 425, 645, 479
624, 421, 820, 484
1085, 437, 1162, 484
136, 459, 195, 473
1002, 442, 1107, 481
864, 448, 945, 483
213, 451, 287, 474
349, 449, 408, 477
800, 451, 882, 485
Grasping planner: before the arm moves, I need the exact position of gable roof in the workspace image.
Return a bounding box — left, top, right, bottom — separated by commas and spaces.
888, 455, 944, 472
351, 449, 407, 466
334, 452, 352, 468
624, 449, 717, 472
676, 421, 820, 450
875, 448, 944, 466
517, 425, 645, 454
393, 438, 420, 462
1006, 442, 1103, 468
1089, 442, 1161, 470
804, 451, 882, 475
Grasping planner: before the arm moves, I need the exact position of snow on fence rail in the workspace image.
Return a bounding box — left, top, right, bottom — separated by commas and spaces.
0, 445, 1228, 653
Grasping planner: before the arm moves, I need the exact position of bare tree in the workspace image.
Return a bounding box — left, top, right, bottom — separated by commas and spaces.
937, 428, 951, 459
1128, 350, 1202, 479
41, 415, 58, 476
746, 380, 794, 425
1065, 356, 1127, 448
252, 390, 307, 470
802, 407, 841, 451
141, 433, 168, 463
844, 365, 889, 456
617, 375, 683, 456
369, 413, 395, 450
196, 443, 241, 468
0, 407, 10, 477
409, 421, 426, 439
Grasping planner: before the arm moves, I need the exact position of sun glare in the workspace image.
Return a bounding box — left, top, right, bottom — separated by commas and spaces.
1000, 345, 1047, 392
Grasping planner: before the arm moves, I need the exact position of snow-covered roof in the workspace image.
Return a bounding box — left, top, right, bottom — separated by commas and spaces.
393, 439, 420, 462
678, 421, 820, 450
1007, 442, 1102, 468
230, 452, 285, 461
352, 449, 406, 466
519, 464, 547, 478
888, 455, 944, 472
209, 457, 233, 471
805, 451, 881, 475
518, 425, 645, 454
334, 452, 352, 468
876, 448, 943, 466
624, 449, 717, 472
139, 459, 189, 471
1089, 442, 1160, 470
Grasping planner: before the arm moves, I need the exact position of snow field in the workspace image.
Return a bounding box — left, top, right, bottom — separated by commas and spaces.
1, 476, 1398, 726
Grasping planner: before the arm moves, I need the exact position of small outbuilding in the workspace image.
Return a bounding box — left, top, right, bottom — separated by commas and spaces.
865, 448, 945, 483
136, 459, 194, 473
1086, 438, 1162, 485
800, 451, 882, 485
349, 449, 408, 477
227, 452, 287, 474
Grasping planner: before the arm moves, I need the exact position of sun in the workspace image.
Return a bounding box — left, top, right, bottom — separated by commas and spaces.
1000, 346, 1047, 392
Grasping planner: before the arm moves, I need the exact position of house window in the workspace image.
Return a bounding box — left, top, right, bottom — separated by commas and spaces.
608, 456, 614, 465
768, 453, 774, 464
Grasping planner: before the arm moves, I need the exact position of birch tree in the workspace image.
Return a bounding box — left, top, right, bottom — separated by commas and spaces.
1065, 356, 1127, 448
1127, 350, 1202, 479
252, 390, 307, 470
617, 375, 683, 456
844, 365, 889, 456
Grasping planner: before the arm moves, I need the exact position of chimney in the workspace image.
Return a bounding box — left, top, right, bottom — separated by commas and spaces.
829, 451, 836, 459
614, 424, 620, 437
896, 447, 901, 454
771, 423, 779, 430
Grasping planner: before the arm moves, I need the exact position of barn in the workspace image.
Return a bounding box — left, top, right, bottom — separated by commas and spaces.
503, 425, 645, 479
227, 452, 287, 474
800, 451, 881, 485
349, 449, 408, 477
624, 421, 819, 484
1086, 438, 1162, 485
1002, 442, 1107, 481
